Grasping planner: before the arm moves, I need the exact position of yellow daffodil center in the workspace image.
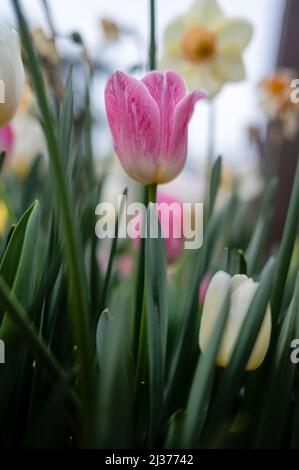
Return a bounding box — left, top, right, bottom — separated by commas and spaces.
181, 26, 216, 64
262, 76, 288, 96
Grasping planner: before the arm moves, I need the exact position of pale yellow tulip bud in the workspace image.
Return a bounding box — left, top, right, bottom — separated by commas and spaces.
0, 22, 25, 127
199, 271, 271, 370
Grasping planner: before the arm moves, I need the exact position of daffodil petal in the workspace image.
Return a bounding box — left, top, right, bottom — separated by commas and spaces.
217, 18, 253, 55
189, 0, 225, 29
193, 64, 224, 98
212, 55, 246, 82
163, 15, 187, 57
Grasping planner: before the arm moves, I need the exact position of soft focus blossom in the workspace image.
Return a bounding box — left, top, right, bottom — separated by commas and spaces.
259, 68, 299, 140
163, 166, 206, 205
105, 70, 205, 184
31, 27, 60, 67
160, 0, 252, 98
199, 271, 271, 370
101, 18, 121, 42
132, 192, 185, 264
117, 252, 134, 278
4, 84, 47, 179
0, 124, 14, 155
0, 201, 8, 237
215, 160, 264, 208
157, 193, 185, 264
0, 21, 25, 126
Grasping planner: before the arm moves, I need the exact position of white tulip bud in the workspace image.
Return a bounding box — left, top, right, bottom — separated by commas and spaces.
199, 271, 272, 370
0, 21, 25, 127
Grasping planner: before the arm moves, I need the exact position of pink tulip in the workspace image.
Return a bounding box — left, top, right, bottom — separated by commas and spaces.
0, 124, 14, 156
105, 70, 206, 184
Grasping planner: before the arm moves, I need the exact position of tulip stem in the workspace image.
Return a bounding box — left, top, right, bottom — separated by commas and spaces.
148, 183, 157, 204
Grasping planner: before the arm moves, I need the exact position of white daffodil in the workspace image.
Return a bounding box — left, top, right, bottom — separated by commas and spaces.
160, 0, 252, 98
199, 271, 271, 370
0, 21, 25, 126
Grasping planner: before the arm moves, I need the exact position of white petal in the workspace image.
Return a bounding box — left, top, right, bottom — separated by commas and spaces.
231, 274, 252, 291
191, 64, 224, 98
217, 18, 253, 55
246, 305, 272, 370
212, 55, 246, 82
199, 271, 231, 352
189, 0, 225, 29
217, 280, 258, 366
163, 15, 187, 57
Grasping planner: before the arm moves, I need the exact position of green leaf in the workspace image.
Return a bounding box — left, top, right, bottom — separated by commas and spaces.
246, 178, 277, 276
163, 411, 186, 449
0, 201, 39, 312
99, 188, 128, 314
219, 248, 247, 276
254, 272, 299, 448
208, 156, 222, 218
58, 75, 74, 166
291, 375, 299, 448
0, 273, 80, 445
271, 160, 299, 323
95, 297, 133, 448
0, 202, 40, 418
21, 154, 44, 212
178, 287, 231, 448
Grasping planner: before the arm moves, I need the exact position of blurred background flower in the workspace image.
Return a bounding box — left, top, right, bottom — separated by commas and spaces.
3, 83, 47, 179
259, 68, 299, 140
0, 21, 25, 126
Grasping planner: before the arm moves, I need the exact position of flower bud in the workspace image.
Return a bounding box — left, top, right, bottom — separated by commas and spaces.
199, 271, 271, 370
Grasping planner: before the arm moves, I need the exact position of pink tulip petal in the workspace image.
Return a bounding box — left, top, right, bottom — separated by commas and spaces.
168, 90, 206, 171
142, 70, 186, 156
105, 71, 161, 183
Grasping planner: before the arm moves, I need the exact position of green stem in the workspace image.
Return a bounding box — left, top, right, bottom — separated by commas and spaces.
271, 157, 299, 322
148, 183, 157, 204
149, 0, 156, 70
11, 0, 93, 445
40, 0, 57, 37
133, 186, 148, 362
